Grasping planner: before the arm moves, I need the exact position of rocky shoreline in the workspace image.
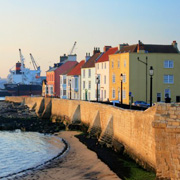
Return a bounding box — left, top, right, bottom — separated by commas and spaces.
0, 101, 65, 133
0, 101, 156, 180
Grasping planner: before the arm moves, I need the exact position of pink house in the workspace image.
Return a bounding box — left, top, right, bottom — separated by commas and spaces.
46, 61, 77, 97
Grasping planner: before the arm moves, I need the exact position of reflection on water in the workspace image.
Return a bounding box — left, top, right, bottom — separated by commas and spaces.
0, 130, 64, 178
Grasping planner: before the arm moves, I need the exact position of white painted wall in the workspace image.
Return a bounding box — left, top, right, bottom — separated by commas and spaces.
81, 67, 96, 101
66, 75, 81, 100
96, 61, 109, 101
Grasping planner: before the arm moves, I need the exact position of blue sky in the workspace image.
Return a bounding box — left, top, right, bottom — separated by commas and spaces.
0, 0, 180, 78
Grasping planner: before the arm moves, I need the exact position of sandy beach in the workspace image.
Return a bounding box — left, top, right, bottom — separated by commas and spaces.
17, 131, 121, 180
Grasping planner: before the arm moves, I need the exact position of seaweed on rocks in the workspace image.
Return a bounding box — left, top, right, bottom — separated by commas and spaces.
0, 101, 65, 133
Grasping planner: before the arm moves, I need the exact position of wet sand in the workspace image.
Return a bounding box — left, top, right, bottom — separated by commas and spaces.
17, 131, 121, 180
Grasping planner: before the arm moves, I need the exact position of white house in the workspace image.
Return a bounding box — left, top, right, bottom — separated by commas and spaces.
81, 48, 102, 101
95, 46, 118, 101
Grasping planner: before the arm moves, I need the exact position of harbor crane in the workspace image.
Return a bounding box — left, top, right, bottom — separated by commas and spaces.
69, 41, 77, 55
30, 53, 39, 70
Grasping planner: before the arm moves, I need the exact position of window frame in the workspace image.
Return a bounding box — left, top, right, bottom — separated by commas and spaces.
164, 60, 174, 68
164, 75, 174, 84
112, 74, 115, 83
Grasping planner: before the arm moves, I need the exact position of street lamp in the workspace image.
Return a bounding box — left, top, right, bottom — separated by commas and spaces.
120, 73, 123, 104
69, 79, 71, 100
137, 56, 148, 103
149, 66, 154, 107
96, 76, 99, 102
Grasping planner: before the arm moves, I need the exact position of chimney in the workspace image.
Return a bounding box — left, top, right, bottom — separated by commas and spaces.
137, 40, 145, 53
138, 40, 143, 45
93, 47, 100, 55
172, 41, 178, 49
118, 43, 129, 51
85, 53, 91, 62
103, 46, 111, 52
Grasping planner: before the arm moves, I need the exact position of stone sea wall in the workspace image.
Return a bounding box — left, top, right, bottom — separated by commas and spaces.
5, 96, 180, 180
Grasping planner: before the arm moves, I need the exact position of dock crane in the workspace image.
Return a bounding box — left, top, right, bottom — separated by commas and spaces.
30, 53, 39, 70
69, 41, 77, 55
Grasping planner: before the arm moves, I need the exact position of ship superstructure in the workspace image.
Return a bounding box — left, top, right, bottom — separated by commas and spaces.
4, 49, 44, 96
7, 49, 41, 85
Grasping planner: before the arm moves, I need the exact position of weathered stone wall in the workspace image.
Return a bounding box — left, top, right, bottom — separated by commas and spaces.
153, 103, 180, 180
5, 97, 180, 179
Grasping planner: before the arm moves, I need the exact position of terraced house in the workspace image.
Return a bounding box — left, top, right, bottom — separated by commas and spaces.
95, 46, 118, 101
66, 60, 85, 100
81, 48, 101, 100
109, 40, 180, 104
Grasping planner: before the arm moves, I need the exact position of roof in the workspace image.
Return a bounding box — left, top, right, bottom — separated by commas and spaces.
56, 61, 78, 75
117, 44, 138, 53
82, 52, 102, 69
117, 43, 179, 54
96, 47, 118, 63
46, 67, 58, 72
140, 44, 179, 53
67, 60, 85, 76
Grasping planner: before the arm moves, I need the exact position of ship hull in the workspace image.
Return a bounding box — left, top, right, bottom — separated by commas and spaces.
4, 84, 42, 96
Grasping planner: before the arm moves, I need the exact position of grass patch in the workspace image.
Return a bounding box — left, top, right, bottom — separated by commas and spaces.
75, 133, 155, 180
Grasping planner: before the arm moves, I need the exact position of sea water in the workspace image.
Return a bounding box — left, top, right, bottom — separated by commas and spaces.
0, 130, 65, 178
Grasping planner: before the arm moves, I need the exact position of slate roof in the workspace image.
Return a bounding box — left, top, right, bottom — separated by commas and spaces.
96, 47, 118, 63
67, 60, 85, 76
82, 52, 102, 69
59, 61, 78, 75
117, 43, 179, 54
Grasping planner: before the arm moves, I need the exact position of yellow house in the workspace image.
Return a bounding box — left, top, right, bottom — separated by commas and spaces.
109, 41, 180, 104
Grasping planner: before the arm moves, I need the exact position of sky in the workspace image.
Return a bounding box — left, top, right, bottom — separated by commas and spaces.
0, 0, 180, 78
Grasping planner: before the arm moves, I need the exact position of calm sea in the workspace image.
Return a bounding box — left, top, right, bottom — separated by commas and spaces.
0, 130, 65, 179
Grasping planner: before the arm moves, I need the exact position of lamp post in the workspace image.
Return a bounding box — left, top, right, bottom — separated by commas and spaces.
96, 76, 99, 102
149, 66, 154, 107
137, 56, 148, 103
69, 79, 71, 100
120, 73, 123, 105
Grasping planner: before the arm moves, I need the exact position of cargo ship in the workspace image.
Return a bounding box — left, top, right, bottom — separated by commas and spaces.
4, 49, 45, 96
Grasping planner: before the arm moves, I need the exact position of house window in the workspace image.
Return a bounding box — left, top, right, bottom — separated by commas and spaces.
83, 69, 85, 78
112, 74, 115, 83
118, 60, 120, 68
104, 75, 106, 84
164, 75, 174, 84
165, 89, 171, 98
123, 74, 126, 83
83, 81, 85, 89
124, 59, 126, 67
46, 86, 48, 94
112, 61, 114, 68
63, 78, 66, 84
75, 78, 78, 89
63, 90, 66, 96
123, 90, 126, 99
101, 63, 103, 69
112, 89, 115, 99
88, 81, 91, 89
157, 93, 161, 102
164, 60, 174, 68
104, 63, 106, 69
104, 90, 106, 99
88, 92, 91, 100
50, 86, 53, 95
88, 69, 91, 78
